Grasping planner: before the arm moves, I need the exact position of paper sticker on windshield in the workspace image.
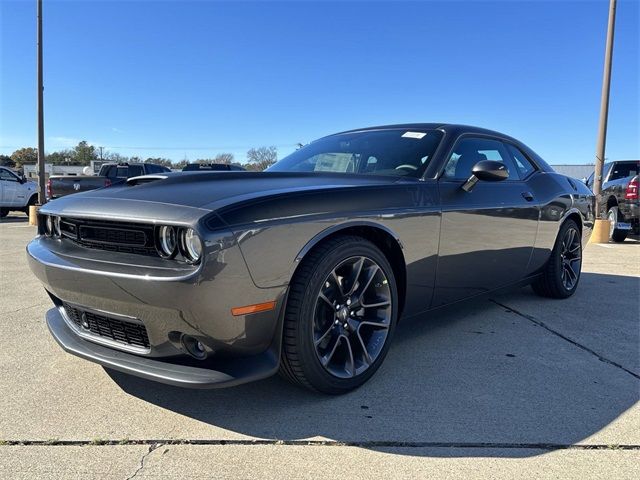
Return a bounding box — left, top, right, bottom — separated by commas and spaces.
402, 131, 426, 139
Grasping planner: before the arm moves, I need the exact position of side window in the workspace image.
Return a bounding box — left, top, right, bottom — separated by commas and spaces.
0, 169, 19, 182
102, 166, 117, 178
506, 144, 536, 179
145, 164, 159, 174
443, 137, 519, 180
128, 165, 144, 177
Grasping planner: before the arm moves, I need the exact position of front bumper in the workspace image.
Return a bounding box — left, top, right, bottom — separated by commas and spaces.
46, 307, 278, 388
28, 231, 287, 388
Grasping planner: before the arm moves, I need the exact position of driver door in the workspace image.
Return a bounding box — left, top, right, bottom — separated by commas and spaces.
0, 168, 20, 206
433, 136, 539, 307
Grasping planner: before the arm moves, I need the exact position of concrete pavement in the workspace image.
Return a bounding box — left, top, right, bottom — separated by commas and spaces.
1, 212, 638, 479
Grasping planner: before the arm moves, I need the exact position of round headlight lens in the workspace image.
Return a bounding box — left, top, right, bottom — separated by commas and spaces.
182, 228, 202, 263
45, 215, 53, 236
157, 225, 177, 258
53, 216, 61, 237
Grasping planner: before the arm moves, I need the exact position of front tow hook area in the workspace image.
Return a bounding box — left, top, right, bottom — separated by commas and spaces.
45, 307, 279, 389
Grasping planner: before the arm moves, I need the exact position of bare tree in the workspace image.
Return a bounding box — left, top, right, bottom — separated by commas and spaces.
245, 146, 277, 171
213, 153, 234, 164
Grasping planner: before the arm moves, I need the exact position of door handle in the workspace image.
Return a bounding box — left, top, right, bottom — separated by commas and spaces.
521, 191, 535, 202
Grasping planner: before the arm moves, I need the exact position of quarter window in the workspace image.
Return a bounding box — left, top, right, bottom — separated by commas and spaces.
443, 137, 520, 180
506, 144, 536, 179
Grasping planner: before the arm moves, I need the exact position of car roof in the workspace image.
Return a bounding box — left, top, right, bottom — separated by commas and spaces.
330, 123, 522, 142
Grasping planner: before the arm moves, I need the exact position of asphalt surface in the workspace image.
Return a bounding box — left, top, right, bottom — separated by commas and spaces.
1, 212, 638, 479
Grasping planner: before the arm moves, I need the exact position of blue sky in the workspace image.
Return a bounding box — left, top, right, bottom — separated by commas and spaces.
1, 0, 638, 164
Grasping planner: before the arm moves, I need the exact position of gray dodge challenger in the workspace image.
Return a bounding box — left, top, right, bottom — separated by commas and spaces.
28, 124, 595, 394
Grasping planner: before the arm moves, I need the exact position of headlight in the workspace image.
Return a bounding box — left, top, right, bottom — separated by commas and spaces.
181, 228, 202, 264
44, 215, 53, 236
53, 216, 61, 237
157, 225, 177, 258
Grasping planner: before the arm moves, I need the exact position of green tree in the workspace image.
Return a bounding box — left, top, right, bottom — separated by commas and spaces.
0, 154, 15, 167
46, 150, 74, 165
245, 146, 277, 171
10, 147, 38, 167
71, 141, 97, 165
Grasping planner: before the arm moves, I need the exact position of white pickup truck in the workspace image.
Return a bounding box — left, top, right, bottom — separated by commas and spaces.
0, 166, 39, 218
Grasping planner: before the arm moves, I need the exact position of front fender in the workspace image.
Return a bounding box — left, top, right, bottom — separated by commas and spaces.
233, 217, 405, 289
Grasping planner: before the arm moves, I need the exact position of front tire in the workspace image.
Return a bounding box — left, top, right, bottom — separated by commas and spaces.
280, 235, 398, 394
608, 206, 629, 243
532, 219, 582, 299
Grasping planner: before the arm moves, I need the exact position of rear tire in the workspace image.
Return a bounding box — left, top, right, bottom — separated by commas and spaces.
280, 235, 398, 394
608, 206, 629, 243
23, 195, 38, 215
532, 219, 582, 299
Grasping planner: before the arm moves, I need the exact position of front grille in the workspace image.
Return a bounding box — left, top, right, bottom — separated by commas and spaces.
63, 303, 150, 350
79, 225, 147, 246
60, 218, 158, 257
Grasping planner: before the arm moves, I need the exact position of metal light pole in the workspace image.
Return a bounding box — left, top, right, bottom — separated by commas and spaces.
36, 0, 46, 205
593, 0, 617, 218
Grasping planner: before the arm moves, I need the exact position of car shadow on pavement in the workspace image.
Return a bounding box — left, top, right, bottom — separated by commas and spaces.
108, 272, 639, 458
0, 214, 29, 223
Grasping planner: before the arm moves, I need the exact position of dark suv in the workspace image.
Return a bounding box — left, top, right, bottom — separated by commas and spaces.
586, 160, 639, 242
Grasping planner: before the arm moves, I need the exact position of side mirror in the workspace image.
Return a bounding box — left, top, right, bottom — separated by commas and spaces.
462, 160, 509, 192
20, 175, 27, 184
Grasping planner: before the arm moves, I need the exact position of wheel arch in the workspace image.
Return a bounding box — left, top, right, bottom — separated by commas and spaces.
293, 221, 407, 317
606, 195, 618, 211
563, 210, 583, 233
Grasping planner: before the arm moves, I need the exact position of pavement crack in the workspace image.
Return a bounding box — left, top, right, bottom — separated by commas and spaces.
125, 442, 161, 480
492, 300, 640, 381
3, 302, 49, 316
1, 440, 640, 450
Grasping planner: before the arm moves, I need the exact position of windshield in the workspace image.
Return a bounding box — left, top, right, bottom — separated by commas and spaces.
269, 129, 443, 177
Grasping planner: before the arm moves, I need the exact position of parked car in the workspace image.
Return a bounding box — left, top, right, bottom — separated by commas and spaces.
586, 160, 639, 242
182, 163, 245, 172
47, 162, 171, 199
28, 123, 594, 394
0, 166, 38, 217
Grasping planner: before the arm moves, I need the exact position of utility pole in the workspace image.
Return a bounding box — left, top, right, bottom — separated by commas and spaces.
593, 0, 617, 219
99, 146, 104, 161
36, 0, 46, 205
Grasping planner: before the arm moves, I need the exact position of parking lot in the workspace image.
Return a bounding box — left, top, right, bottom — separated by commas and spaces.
0, 213, 638, 479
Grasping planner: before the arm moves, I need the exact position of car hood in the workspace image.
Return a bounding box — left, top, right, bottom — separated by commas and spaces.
39, 172, 404, 224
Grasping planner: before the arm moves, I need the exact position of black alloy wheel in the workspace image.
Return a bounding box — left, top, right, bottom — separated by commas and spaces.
313, 255, 392, 379
559, 226, 582, 291
280, 235, 398, 394
532, 219, 582, 299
